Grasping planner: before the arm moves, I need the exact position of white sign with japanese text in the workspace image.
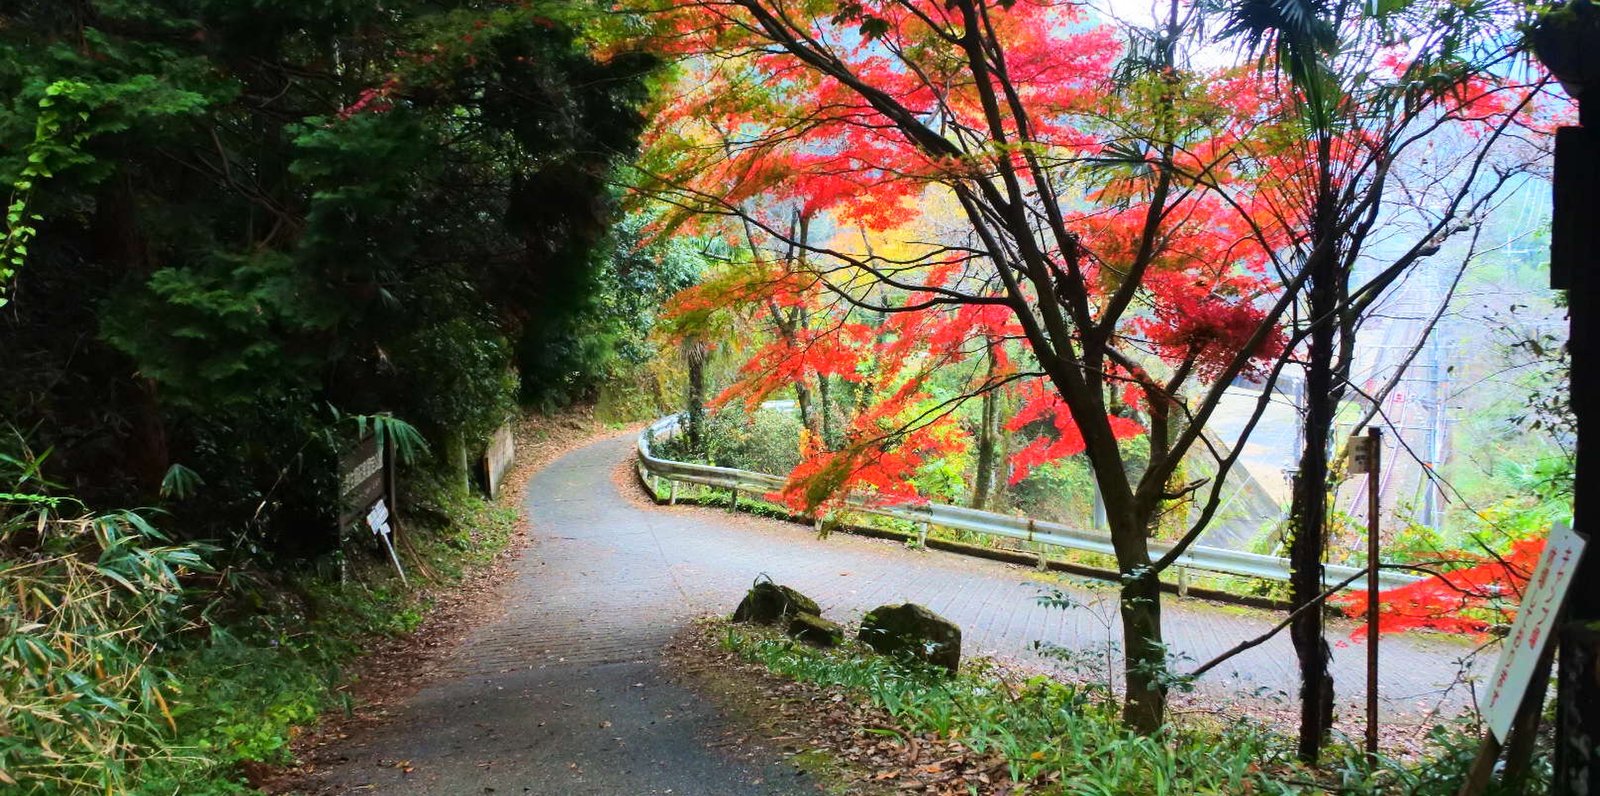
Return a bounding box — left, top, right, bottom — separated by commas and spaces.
1484, 522, 1586, 741
366, 499, 390, 536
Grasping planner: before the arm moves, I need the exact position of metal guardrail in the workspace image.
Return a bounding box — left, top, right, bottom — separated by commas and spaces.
636, 412, 1422, 592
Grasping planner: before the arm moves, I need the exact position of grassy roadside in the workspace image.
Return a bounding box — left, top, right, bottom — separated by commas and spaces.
673, 619, 1524, 796
0, 409, 616, 795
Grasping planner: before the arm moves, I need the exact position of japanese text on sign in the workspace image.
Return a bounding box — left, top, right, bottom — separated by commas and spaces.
1483, 522, 1585, 742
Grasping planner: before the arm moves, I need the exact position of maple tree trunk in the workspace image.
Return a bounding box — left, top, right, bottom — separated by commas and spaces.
971, 389, 999, 510
1093, 435, 1167, 733
1288, 251, 1339, 764
971, 342, 1001, 510
817, 373, 834, 449
1119, 554, 1167, 733
794, 379, 817, 435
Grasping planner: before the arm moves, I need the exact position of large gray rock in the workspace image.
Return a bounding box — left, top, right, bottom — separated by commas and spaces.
732, 581, 821, 625
786, 612, 844, 648
857, 603, 961, 674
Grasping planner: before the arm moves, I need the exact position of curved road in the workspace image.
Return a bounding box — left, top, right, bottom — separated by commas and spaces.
308, 434, 1482, 794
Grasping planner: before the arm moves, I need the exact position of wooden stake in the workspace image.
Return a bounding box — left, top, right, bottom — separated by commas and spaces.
1458, 646, 1554, 796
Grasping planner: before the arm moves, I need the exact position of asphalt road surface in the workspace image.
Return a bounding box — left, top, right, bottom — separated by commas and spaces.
307, 434, 1485, 795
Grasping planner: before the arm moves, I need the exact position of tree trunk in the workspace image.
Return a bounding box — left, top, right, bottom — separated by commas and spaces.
1057, 364, 1170, 732
1119, 561, 1167, 732
971, 341, 1001, 510
1288, 248, 1340, 764
94, 172, 167, 496
444, 427, 471, 493
1557, 120, 1600, 795
684, 338, 708, 455
817, 373, 834, 449
795, 379, 817, 435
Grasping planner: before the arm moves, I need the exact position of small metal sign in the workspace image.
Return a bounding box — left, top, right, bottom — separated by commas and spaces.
367, 499, 390, 531
1347, 433, 1377, 474
364, 497, 408, 586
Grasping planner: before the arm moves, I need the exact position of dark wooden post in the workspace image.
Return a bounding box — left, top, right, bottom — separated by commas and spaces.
1553, 117, 1600, 796
1533, 8, 1600, 788
1365, 426, 1382, 761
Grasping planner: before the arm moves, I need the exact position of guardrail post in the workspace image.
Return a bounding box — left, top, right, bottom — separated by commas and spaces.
1177, 567, 1190, 597
813, 513, 825, 533
668, 480, 678, 506
729, 488, 739, 513
1037, 545, 1048, 571
917, 521, 929, 549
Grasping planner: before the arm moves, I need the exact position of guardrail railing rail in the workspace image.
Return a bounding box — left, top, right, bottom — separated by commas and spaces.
636, 412, 1421, 592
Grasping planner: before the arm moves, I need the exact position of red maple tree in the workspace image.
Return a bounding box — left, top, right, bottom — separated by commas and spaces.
631, 0, 1311, 732
1337, 538, 1544, 640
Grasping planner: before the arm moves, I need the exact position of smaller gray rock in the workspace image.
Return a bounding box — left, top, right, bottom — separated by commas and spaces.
732, 581, 821, 625
858, 603, 961, 674
786, 612, 844, 648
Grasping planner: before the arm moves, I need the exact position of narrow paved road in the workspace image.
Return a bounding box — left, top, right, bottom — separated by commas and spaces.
309, 434, 1482, 794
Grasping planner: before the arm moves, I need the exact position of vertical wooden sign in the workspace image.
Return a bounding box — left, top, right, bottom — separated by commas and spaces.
482, 422, 516, 499
338, 431, 407, 583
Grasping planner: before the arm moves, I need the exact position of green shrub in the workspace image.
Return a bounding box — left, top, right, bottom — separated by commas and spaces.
0, 496, 209, 793
655, 406, 805, 475
705, 407, 805, 474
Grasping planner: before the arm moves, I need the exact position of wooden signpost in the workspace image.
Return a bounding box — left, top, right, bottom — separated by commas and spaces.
1348, 427, 1382, 761
1485, 524, 1585, 740
1458, 523, 1587, 795
338, 431, 407, 583
338, 433, 386, 530
481, 421, 515, 499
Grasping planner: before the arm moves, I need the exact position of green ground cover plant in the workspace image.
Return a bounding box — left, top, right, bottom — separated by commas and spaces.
717, 624, 1527, 795
1, 445, 521, 795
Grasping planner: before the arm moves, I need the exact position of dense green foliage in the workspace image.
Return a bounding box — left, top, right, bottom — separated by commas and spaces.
0, 2, 678, 792
0, 0, 656, 555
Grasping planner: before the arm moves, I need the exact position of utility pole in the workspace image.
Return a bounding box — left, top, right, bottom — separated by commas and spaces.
1423, 317, 1446, 532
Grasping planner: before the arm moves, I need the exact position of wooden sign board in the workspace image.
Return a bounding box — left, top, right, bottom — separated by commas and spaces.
1347, 434, 1377, 474
482, 422, 515, 499
1483, 522, 1586, 742
338, 433, 386, 531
